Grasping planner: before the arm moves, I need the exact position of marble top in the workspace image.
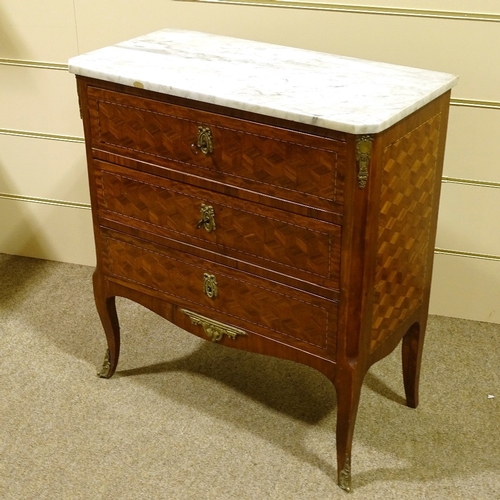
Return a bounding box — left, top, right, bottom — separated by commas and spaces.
68, 29, 458, 134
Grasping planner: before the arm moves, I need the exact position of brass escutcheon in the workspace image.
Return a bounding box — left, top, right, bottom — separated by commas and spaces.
195, 126, 213, 155
203, 273, 218, 299
196, 204, 216, 233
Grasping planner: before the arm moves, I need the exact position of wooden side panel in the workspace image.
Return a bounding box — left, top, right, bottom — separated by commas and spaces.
370, 112, 443, 352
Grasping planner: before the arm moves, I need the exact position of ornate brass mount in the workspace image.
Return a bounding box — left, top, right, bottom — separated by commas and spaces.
355, 135, 374, 189
182, 309, 246, 342
203, 273, 218, 299
196, 203, 216, 233
97, 349, 112, 379
338, 457, 352, 492
191, 125, 214, 155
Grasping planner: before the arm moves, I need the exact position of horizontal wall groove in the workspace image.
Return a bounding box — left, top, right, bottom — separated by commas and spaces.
0, 128, 84, 143
435, 248, 500, 262
183, 0, 500, 22
0, 58, 68, 71
451, 98, 500, 110
0, 192, 90, 210
442, 177, 500, 189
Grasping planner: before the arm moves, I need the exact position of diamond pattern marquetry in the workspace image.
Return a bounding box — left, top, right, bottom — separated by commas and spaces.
98, 166, 341, 288
370, 114, 442, 352
89, 87, 345, 210
102, 232, 336, 352
96, 99, 196, 164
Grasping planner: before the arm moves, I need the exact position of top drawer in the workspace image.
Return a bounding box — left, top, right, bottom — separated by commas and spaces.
86, 86, 347, 211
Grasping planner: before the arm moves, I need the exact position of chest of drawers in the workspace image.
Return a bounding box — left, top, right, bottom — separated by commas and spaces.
70, 30, 457, 491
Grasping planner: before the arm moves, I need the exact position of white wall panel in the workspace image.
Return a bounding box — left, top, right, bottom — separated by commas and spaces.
0, 0, 78, 61
430, 254, 500, 323
0, 66, 83, 136
444, 106, 500, 182
436, 184, 500, 256
0, 135, 89, 204
0, 199, 95, 266
72, 0, 175, 53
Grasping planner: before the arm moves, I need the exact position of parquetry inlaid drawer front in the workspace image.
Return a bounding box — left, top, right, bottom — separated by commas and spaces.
96, 161, 341, 289
102, 229, 337, 356
87, 87, 347, 211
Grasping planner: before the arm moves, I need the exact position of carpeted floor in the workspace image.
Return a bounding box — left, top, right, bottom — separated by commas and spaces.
1, 253, 499, 499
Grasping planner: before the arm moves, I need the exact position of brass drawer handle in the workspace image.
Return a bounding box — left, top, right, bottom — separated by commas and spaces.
196, 203, 216, 233
203, 273, 218, 299
181, 309, 246, 342
191, 126, 213, 155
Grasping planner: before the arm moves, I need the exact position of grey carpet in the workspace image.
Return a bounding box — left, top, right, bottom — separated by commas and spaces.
1, 254, 499, 499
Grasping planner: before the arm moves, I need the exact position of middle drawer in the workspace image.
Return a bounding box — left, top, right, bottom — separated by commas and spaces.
96, 161, 341, 290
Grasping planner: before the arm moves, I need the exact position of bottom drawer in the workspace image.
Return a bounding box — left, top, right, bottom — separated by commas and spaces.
101, 229, 337, 357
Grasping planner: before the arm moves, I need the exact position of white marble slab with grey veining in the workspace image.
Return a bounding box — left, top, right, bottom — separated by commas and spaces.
68, 29, 458, 134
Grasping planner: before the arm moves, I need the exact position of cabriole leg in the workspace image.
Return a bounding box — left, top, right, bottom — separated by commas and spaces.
402, 320, 425, 409
93, 270, 120, 379
335, 373, 363, 492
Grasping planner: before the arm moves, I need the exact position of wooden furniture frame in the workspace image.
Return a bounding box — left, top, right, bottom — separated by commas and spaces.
76, 74, 450, 491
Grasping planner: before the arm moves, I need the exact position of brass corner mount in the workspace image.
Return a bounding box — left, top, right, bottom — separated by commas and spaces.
355, 135, 374, 189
